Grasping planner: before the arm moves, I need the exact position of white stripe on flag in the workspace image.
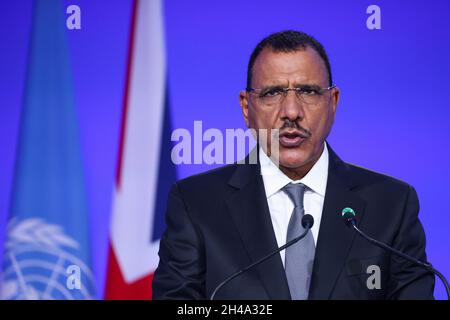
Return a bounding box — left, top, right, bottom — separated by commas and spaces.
111, 0, 166, 283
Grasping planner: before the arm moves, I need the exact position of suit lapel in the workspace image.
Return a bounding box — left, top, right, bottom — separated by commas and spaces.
225, 152, 291, 300
308, 145, 367, 299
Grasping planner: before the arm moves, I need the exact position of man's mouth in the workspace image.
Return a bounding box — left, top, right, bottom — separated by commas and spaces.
278, 130, 309, 148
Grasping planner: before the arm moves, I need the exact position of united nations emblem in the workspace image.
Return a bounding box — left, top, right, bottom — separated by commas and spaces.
0, 218, 95, 300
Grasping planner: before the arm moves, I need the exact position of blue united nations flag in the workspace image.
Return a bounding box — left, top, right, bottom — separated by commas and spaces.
0, 0, 95, 299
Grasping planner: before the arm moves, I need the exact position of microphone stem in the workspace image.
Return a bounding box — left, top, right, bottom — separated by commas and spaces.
432, 268, 450, 300
352, 224, 450, 300
210, 227, 311, 300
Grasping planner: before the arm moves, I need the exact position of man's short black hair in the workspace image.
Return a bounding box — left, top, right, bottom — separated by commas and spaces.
246, 30, 333, 88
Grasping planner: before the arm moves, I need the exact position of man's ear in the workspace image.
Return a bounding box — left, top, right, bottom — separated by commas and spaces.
331, 86, 340, 114
239, 91, 250, 128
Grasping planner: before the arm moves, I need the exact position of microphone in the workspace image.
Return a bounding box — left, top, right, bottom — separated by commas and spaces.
342, 207, 450, 300
210, 214, 314, 300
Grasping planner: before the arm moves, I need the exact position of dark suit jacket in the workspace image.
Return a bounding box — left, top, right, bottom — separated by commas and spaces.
152, 145, 435, 299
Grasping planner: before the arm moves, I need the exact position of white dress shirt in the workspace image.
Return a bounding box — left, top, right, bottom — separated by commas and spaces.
259, 143, 329, 267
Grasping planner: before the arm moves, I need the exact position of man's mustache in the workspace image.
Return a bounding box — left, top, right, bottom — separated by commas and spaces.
277, 119, 312, 137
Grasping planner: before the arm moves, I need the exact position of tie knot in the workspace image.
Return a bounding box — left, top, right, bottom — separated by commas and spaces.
283, 183, 306, 208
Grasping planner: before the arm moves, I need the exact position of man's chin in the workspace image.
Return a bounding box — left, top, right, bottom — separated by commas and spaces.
278, 150, 310, 169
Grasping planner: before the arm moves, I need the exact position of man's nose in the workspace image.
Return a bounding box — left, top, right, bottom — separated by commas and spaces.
279, 90, 305, 120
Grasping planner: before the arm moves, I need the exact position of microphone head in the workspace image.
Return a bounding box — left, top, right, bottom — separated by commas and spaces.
301, 214, 314, 229
342, 207, 357, 227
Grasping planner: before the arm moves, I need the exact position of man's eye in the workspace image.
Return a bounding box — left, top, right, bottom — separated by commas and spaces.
261, 89, 282, 97
300, 87, 319, 95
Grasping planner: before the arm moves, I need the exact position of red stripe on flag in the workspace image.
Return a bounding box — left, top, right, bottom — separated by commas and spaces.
115, 0, 138, 189
106, 0, 155, 300
105, 244, 154, 300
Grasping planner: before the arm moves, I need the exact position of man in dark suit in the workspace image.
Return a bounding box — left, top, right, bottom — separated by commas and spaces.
152, 30, 434, 299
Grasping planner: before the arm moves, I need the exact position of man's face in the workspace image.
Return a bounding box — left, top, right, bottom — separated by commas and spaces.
240, 47, 340, 171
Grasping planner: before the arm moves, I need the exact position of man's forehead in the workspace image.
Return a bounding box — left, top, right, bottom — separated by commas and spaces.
252, 47, 328, 86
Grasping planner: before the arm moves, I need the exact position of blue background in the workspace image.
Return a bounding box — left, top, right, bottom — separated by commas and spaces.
1, 0, 449, 299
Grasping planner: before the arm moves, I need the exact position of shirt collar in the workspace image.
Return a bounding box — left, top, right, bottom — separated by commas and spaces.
259, 142, 329, 198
